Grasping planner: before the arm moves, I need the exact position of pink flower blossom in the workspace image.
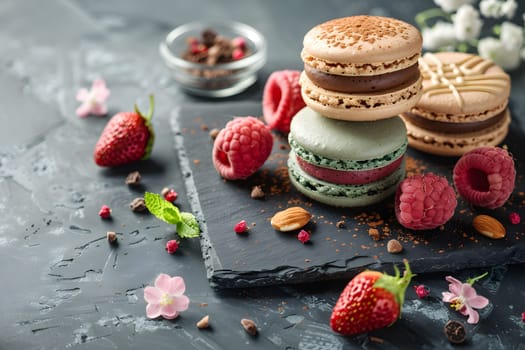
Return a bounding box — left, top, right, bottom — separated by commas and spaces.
442, 276, 489, 324
75, 78, 110, 117
143, 274, 189, 319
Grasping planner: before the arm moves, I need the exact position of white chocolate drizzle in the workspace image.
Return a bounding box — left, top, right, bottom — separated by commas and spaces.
419, 53, 509, 110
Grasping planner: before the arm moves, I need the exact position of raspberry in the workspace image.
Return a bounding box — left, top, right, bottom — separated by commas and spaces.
453, 147, 516, 209
99, 205, 111, 219
395, 173, 457, 230
262, 70, 306, 133
213, 117, 273, 180
165, 240, 179, 254
297, 229, 310, 244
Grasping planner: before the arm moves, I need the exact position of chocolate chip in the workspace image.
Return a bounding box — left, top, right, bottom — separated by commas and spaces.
444, 320, 466, 344
125, 171, 141, 185
201, 29, 217, 47
130, 197, 147, 212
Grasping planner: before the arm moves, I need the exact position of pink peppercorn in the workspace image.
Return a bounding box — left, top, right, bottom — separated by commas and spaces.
232, 48, 245, 60
164, 189, 178, 202
231, 36, 246, 49
509, 212, 521, 225
297, 229, 310, 244
413, 284, 430, 298
522, 311, 525, 323
165, 240, 179, 254
234, 220, 248, 234
98, 205, 111, 219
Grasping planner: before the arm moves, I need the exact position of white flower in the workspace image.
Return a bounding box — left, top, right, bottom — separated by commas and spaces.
501, 0, 518, 19
453, 5, 483, 41
433, 0, 474, 12
478, 37, 522, 70
500, 21, 523, 50
479, 0, 503, 18
422, 21, 457, 50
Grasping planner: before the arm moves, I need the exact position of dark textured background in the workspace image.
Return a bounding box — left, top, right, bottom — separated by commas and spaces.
1, 0, 524, 349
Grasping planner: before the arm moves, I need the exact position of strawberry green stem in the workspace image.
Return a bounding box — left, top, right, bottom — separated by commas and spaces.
133, 95, 155, 160
373, 259, 415, 317
466, 272, 488, 286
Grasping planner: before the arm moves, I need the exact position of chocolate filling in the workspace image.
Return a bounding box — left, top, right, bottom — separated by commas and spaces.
304, 63, 420, 93
402, 110, 507, 134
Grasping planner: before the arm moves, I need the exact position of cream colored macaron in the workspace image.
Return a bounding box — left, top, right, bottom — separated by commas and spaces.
300, 16, 423, 121
401, 52, 512, 156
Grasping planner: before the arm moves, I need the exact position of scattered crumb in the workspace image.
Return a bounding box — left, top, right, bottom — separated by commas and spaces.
369, 336, 384, 344
335, 220, 345, 228
106, 231, 117, 243
125, 171, 141, 185
200, 123, 209, 131
368, 228, 380, 241
129, 197, 147, 212
209, 128, 220, 140
196, 315, 210, 329
250, 185, 265, 199
387, 239, 403, 254
193, 159, 201, 165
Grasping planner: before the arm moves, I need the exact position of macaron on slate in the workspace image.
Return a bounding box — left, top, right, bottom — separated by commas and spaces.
288, 107, 407, 207
300, 15, 423, 121
400, 52, 511, 157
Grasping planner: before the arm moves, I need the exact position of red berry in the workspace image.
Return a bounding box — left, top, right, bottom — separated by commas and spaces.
330, 260, 414, 336
395, 173, 457, 230
297, 229, 310, 244
212, 117, 273, 180
522, 311, 525, 323
232, 48, 245, 60
94, 95, 155, 167
98, 205, 112, 219
234, 220, 248, 234
263, 70, 306, 133
509, 212, 521, 225
413, 284, 429, 298
231, 36, 246, 49
453, 147, 516, 209
165, 240, 179, 254
164, 189, 178, 202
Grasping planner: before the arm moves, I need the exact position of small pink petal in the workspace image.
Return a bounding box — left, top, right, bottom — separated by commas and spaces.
442, 291, 457, 302
76, 88, 89, 101
461, 283, 478, 299
171, 295, 190, 312
144, 286, 162, 303
90, 103, 108, 116
466, 307, 480, 324
146, 303, 162, 319
160, 304, 179, 320
468, 295, 489, 309
75, 102, 92, 117
91, 78, 107, 90
154, 273, 172, 291
166, 276, 186, 295
445, 276, 463, 295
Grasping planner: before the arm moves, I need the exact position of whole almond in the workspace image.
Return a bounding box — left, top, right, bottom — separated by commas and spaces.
270, 207, 312, 232
472, 215, 506, 239
241, 318, 257, 336
196, 315, 210, 329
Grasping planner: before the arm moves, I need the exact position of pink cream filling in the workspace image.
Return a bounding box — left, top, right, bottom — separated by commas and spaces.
296, 155, 404, 185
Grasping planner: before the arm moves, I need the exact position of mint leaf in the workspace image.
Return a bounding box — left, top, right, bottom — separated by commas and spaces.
176, 212, 200, 238
144, 192, 181, 224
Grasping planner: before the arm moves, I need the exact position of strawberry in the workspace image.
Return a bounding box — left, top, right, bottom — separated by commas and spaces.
94, 95, 155, 167
330, 259, 414, 336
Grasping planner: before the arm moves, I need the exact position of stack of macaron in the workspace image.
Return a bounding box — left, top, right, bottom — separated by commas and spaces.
400, 52, 511, 157
288, 15, 423, 207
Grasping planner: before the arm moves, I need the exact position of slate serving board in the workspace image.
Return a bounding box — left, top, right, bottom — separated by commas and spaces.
172, 101, 525, 289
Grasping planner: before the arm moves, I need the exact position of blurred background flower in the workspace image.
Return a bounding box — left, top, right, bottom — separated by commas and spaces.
416, 0, 524, 70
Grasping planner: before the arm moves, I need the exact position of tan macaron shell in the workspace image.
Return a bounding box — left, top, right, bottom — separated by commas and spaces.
300, 71, 423, 121
404, 109, 511, 157
302, 16, 422, 76
415, 52, 510, 121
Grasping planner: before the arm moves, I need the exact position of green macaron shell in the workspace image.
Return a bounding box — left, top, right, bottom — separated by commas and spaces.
289, 107, 407, 166
289, 136, 407, 171
288, 153, 405, 207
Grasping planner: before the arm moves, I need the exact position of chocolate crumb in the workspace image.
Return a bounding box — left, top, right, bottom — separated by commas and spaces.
130, 197, 147, 212
125, 171, 141, 185
240, 318, 257, 336
368, 228, 380, 241
209, 128, 220, 140
106, 231, 117, 243
335, 220, 345, 228
444, 320, 466, 344
250, 185, 265, 199
387, 239, 403, 254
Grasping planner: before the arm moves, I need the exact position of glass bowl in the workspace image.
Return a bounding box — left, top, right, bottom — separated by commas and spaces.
159, 21, 267, 98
